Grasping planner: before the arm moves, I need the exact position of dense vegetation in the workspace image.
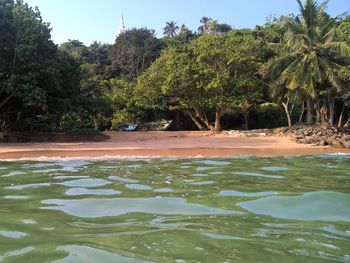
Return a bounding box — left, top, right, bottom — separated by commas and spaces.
0, 0, 349, 134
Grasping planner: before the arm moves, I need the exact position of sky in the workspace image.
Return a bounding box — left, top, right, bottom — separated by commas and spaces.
24, 0, 350, 45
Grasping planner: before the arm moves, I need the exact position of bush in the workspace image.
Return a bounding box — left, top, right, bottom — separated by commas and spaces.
251, 103, 287, 129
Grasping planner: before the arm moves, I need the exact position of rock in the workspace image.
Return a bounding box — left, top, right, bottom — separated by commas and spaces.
342, 135, 350, 141
342, 141, 350, 149
331, 139, 344, 148
290, 134, 300, 142
271, 125, 349, 148
319, 140, 328, 146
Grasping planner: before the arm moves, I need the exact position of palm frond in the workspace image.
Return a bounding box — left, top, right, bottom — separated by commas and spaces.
285, 32, 311, 50
318, 56, 342, 92
322, 27, 335, 43
266, 53, 297, 79
280, 59, 301, 89
294, 55, 310, 86
323, 41, 350, 58
318, 0, 330, 16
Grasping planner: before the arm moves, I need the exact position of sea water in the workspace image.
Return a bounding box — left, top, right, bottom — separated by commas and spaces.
0, 155, 349, 262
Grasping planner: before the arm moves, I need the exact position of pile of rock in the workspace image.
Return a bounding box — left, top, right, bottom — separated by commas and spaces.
270, 125, 350, 149
226, 129, 270, 137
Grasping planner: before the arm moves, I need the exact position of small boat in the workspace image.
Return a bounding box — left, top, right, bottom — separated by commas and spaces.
119, 124, 138, 132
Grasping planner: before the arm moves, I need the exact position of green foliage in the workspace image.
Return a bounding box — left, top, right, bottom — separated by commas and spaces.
337, 16, 350, 42
2, 0, 349, 133
264, 0, 350, 125
0, 0, 57, 110
137, 31, 264, 131
267, 0, 350, 97
109, 28, 164, 81
59, 40, 89, 64
0, 0, 78, 131
101, 79, 145, 126
253, 103, 287, 128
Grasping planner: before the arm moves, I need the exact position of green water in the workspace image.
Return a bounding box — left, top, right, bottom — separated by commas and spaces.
0, 156, 350, 262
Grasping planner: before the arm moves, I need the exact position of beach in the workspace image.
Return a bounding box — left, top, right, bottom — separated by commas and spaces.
0, 131, 348, 160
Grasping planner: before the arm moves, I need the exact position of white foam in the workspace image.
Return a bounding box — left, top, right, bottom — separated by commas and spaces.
0, 155, 205, 162
0, 153, 348, 162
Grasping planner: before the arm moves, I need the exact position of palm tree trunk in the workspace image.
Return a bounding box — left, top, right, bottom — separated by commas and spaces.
328, 95, 335, 126
214, 107, 222, 132
282, 102, 292, 127
243, 112, 250, 130
315, 100, 321, 124
306, 96, 313, 124
338, 104, 345, 128
298, 101, 305, 123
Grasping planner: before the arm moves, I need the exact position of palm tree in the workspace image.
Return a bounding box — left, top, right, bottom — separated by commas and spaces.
198, 16, 212, 34
163, 21, 179, 38
267, 0, 350, 125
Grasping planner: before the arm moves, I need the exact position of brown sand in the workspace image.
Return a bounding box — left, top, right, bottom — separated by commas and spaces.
0, 131, 349, 160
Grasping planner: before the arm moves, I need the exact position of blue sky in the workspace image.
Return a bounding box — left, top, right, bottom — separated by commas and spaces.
24, 0, 349, 45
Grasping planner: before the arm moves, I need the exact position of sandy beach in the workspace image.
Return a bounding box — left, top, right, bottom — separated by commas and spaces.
0, 131, 349, 160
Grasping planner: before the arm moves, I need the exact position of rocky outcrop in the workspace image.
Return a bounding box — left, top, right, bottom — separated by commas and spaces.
270, 125, 350, 149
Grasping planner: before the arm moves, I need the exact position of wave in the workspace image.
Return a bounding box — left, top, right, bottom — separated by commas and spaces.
0, 153, 349, 162
0, 155, 207, 162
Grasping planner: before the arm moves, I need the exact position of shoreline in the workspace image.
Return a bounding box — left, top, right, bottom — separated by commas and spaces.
0, 131, 349, 161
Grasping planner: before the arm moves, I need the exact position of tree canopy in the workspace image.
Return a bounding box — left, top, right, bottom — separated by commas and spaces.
1, 0, 349, 134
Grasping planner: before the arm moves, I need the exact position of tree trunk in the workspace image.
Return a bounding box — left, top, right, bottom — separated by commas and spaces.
214, 107, 222, 132
298, 101, 305, 123
282, 102, 292, 127
338, 104, 345, 128
185, 110, 205, 131
243, 112, 249, 130
320, 104, 328, 124
315, 100, 321, 124
345, 116, 350, 128
194, 108, 213, 131
328, 95, 335, 126
306, 96, 313, 124
0, 94, 14, 109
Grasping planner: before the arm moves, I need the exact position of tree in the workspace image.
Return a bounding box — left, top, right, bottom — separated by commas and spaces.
337, 15, 350, 42
0, 0, 58, 130
86, 41, 111, 74
41, 49, 83, 131
266, 0, 350, 125
164, 25, 197, 47
198, 17, 212, 34
137, 31, 263, 132
216, 23, 233, 34
176, 25, 196, 43
59, 40, 89, 64
101, 79, 141, 126
109, 28, 164, 81
163, 21, 179, 37
194, 32, 264, 131
198, 17, 232, 35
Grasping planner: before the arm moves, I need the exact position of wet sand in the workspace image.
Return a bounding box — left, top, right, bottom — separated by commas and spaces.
0, 131, 348, 160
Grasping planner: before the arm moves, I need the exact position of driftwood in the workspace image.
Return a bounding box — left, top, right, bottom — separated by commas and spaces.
137, 120, 173, 131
